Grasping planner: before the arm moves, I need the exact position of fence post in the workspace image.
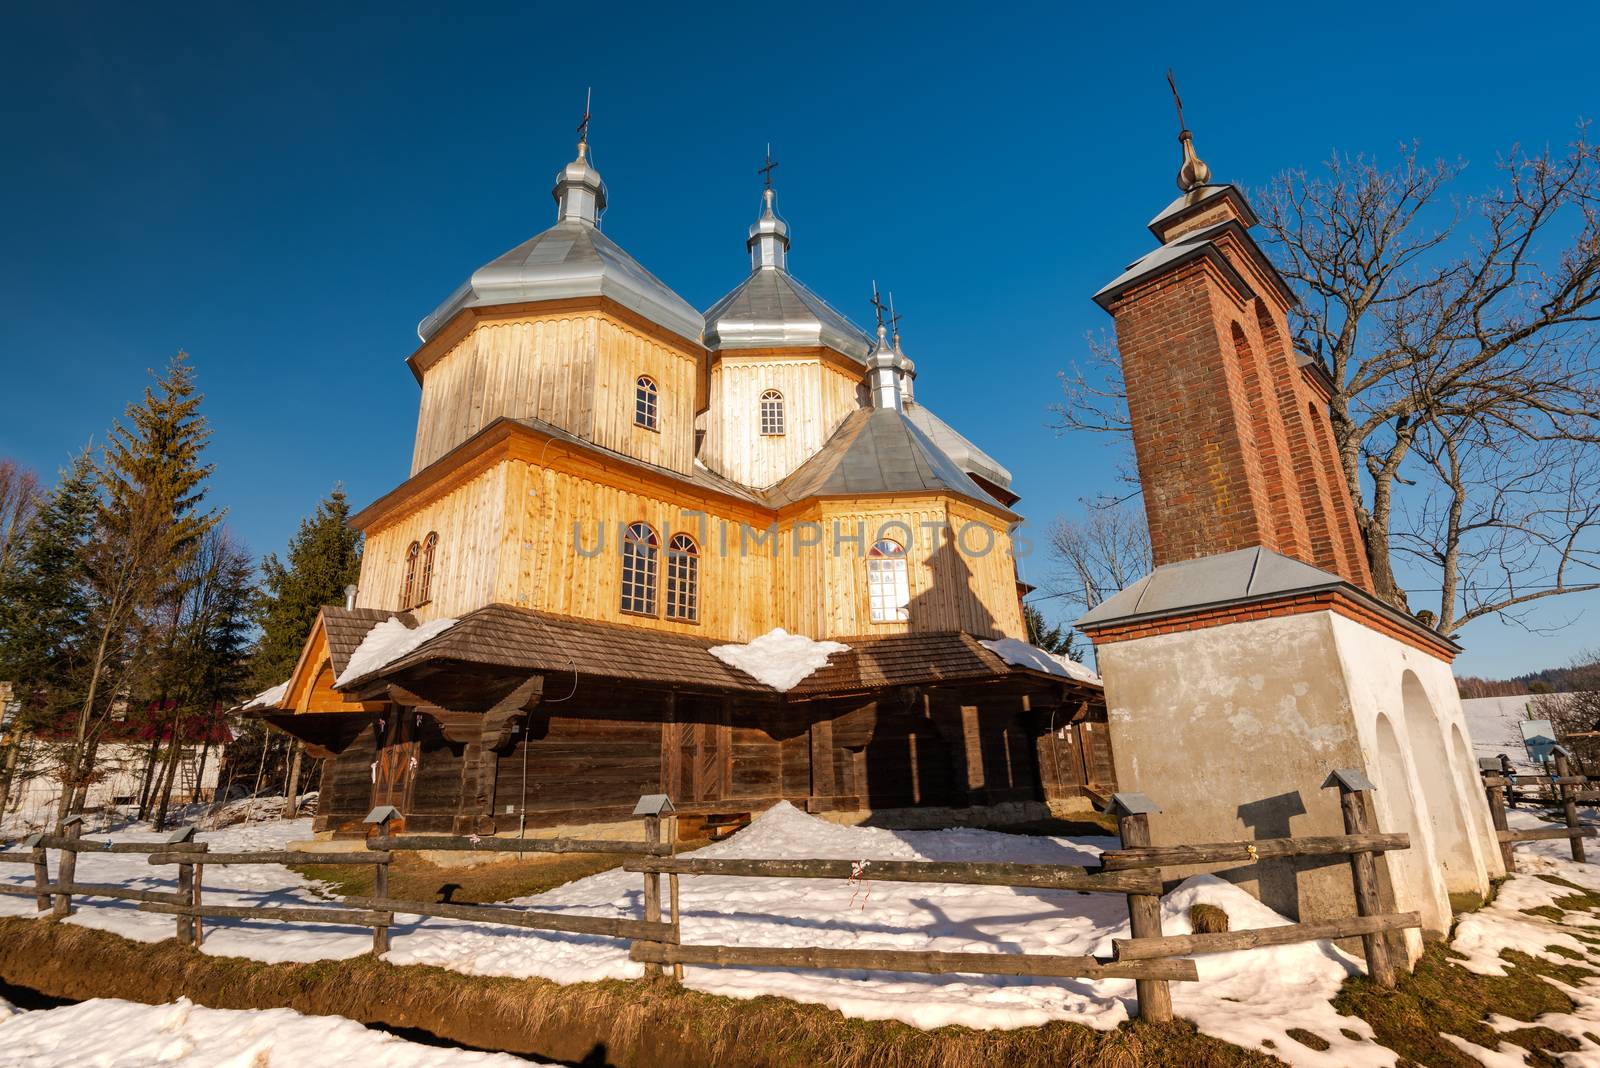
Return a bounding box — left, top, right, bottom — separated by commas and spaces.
193, 841, 209, 946
633, 794, 675, 980
1483, 769, 1516, 873
166, 827, 199, 946
1108, 793, 1172, 1023
365, 805, 400, 956
24, 833, 49, 913
1323, 769, 1396, 989
1554, 748, 1586, 864
52, 816, 82, 917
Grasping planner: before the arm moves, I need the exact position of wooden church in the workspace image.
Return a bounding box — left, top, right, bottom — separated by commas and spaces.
253, 129, 1108, 835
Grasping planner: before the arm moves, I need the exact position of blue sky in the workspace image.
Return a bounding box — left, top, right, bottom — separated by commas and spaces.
2, 2, 1596, 678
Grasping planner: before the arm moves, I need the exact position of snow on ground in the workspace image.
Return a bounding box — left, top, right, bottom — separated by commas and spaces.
1461, 695, 1559, 774
708, 628, 848, 691
2, 802, 1391, 1066
0, 996, 549, 1066
979, 637, 1101, 684
335, 615, 458, 686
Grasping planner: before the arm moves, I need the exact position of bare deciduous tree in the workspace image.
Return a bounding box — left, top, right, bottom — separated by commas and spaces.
1055, 129, 1600, 635
1045, 503, 1152, 617
0, 459, 40, 579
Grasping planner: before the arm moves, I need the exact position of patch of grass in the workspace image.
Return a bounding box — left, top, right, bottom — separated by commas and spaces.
290, 851, 626, 904
1448, 891, 1486, 914
1189, 904, 1230, 935
1338, 1028, 1363, 1042
1523, 905, 1566, 921
0, 919, 1288, 1068
1337, 941, 1596, 1067
1284, 1028, 1329, 1051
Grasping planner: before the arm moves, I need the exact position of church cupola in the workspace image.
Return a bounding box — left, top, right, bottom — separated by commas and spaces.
553, 128, 606, 226
890, 296, 916, 403
748, 188, 790, 271
866, 294, 912, 410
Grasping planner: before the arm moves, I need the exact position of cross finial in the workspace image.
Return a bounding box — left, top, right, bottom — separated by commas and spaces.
887, 292, 902, 346
1166, 69, 1211, 192
576, 87, 592, 158
759, 144, 779, 190
1166, 69, 1187, 135
870, 281, 888, 331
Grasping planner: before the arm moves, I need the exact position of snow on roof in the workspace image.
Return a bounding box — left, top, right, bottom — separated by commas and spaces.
979, 637, 1100, 684
709, 628, 848, 692
242, 680, 289, 711
336, 615, 460, 687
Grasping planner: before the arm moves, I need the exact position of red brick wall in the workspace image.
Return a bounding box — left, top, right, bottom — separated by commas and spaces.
1107, 225, 1374, 591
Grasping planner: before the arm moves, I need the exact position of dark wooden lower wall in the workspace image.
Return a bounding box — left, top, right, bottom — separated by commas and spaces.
314, 684, 1113, 834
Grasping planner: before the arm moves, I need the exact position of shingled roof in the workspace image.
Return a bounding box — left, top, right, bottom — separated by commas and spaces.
332, 602, 1098, 700
766, 408, 1016, 517
320, 607, 414, 678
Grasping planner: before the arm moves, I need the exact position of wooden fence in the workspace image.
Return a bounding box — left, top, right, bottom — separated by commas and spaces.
1482, 750, 1600, 873
2, 770, 1461, 1024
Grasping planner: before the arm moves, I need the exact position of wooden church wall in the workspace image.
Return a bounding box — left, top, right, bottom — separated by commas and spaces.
411, 311, 700, 477
314, 725, 377, 833
701, 355, 863, 488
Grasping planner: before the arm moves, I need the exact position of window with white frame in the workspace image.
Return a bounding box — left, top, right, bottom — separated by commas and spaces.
759, 389, 785, 436
634, 375, 659, 430
621, 522, 659, 615
665, 533, 699, 622
866, 538, 910, 623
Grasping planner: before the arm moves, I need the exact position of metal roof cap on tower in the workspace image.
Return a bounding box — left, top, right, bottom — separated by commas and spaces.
703, 173, 875, 362
416, 140, 703, 346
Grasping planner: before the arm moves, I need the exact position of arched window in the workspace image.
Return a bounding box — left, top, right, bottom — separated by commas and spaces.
418, 531, 439, 605
759, 389, 785, 436
402, 540, 421, 609
634, 375, 659, 431
665, 533, 699, 622
620, 522, 659, 615
866, 538, 910, 623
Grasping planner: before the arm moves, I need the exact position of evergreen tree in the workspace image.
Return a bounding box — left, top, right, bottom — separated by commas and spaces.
1024, 603, 1086, 663
253, 487, 363, 687
62, 353, 221, 820
0, 452, 97, 822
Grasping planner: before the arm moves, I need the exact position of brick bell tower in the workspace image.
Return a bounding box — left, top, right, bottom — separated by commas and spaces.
1076, 85, 1503, 953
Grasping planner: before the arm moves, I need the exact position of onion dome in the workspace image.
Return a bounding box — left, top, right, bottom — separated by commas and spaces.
417, 138, 702, 346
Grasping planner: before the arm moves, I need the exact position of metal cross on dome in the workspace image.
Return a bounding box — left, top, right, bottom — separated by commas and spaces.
869, 281, 888, 330
759, 144, 779, 190
1166, 68, 1187, 134
576, 88, 593, 150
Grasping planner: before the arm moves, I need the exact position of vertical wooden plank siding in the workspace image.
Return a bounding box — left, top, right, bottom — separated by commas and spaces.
701, 356, 862, 488
411, 312, 698, 476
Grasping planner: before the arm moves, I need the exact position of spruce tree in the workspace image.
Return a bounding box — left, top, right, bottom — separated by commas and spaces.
0, 452, 97, 822
1023, 603, 1085, 662
254, 487, 363, 687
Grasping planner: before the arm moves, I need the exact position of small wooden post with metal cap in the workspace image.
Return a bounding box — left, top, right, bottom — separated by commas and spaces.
634, 794, 676, 980
1480, 758, 1516, 873
1324, 768, 1396, 989
1106, 792, 1172, 1022
52, 815, 83, 917
24, 832, 49, 913
1553, 747, 1586, 863
365, 805, 401, 955
166, 826, 199, 945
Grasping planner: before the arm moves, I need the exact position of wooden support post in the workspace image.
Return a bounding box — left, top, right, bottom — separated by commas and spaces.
371, 808, 396, 956
52, 819, 81, 917
176, 859, 195, 945
1556, 751, 1586, 864
1329, 772, 1396, 989
643, 812, 662, 977
1111, 798, 1172, 1023
192, 842, 208, 946
669, 872, 683, 983
1485, 774, 1516, 873
28, 836, 49, 913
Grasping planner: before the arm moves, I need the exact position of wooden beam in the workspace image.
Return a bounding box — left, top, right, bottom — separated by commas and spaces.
624, 857, 1162, 895
343, 895, 675, 942
1113, 911, 1423, 961
628, 942, 1199, 982
1099, 833, 1411, 871
147, 851, 393, 866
